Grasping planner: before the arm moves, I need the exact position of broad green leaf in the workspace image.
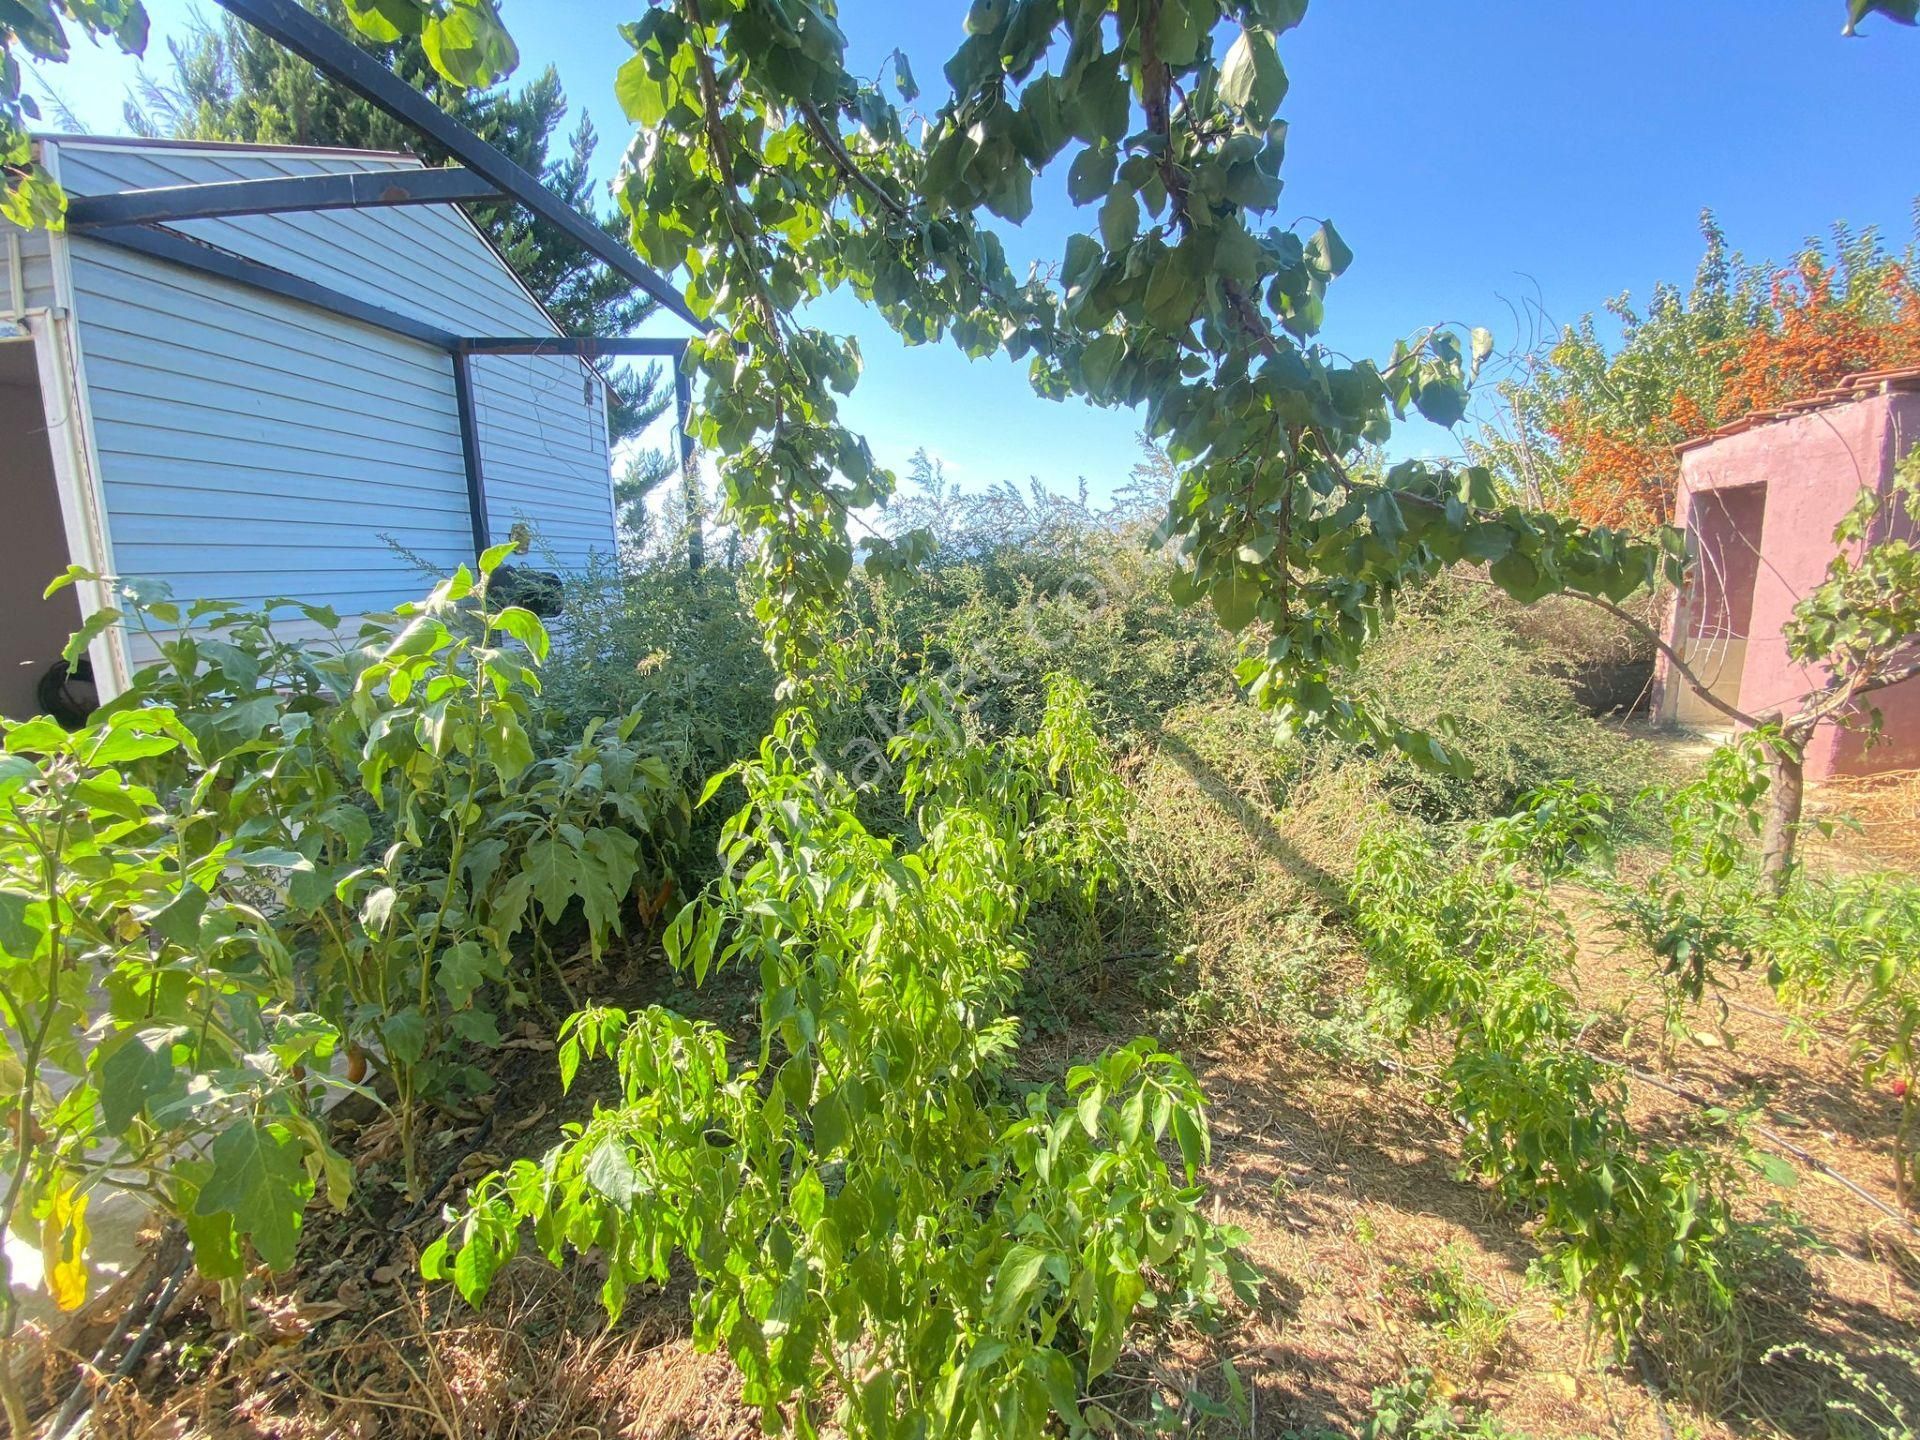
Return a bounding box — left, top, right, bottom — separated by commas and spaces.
196, 1120, 310, 1271
584, 1138, 640, 1205
988, 1244, 1051, 1326
97, 1029, 178, 1131
421, 0, 519, 88
1218, 27, 1288, 125
382, 1008, 429, 1066
491, 605, 550, 662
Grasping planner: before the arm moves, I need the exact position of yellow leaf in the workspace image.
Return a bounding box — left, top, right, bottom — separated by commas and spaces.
42, 1188, 91, 1312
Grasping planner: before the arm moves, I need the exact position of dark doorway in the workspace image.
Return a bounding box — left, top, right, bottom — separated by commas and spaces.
0, 339, 85, 720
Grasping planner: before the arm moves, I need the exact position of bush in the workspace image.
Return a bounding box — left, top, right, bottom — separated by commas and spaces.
836, 520, 1235, 764
1337, 578, 1663, 821
427, 677, 1256, 1440
1112, 699, 1382, 1039
0, 552, 691, 1373
1349, 788, 1788, 1398
540, 556, 774, 787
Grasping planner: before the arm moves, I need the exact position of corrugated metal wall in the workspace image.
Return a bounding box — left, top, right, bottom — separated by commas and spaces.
49, 139, 615, 618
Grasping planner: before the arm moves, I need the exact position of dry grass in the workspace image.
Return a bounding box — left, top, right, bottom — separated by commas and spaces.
1811, 766, 1920, 871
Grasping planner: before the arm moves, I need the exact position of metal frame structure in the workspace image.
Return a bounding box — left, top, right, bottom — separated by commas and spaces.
65, 166, 502, 226
211, 0, 701, 329
57, 0, 699, 559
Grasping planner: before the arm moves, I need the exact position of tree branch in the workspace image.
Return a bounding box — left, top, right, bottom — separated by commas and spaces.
1559, 591, 1763, 730
798, 100, 909, 222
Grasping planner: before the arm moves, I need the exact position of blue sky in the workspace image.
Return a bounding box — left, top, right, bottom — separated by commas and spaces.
32, 1, 1920, 501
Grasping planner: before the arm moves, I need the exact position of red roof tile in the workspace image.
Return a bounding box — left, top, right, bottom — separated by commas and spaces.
1674, 364, 1920, 454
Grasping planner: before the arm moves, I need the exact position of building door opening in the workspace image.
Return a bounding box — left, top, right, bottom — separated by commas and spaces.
1671, 481, 1767, 725
0, 338, 87, 721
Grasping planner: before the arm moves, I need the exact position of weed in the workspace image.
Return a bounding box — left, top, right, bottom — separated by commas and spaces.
1283, 1366, 1535, 1439
1765, 1342, 1920, 1440
1390, 1249, 1514, 1381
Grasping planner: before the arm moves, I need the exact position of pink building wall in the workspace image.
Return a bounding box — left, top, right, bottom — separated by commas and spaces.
1655, 384, 1920, 780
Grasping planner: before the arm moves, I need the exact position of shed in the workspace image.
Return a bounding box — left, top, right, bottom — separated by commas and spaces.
1, 135, 633, 719
1653, 366, 1920, 778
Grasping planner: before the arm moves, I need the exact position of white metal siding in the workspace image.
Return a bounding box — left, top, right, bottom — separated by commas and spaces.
3, 223, 59, 315
47, 140, 615, 621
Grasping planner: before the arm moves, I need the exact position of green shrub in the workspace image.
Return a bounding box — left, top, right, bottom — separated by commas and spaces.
1115, 698, 1379, 1037
0, 551, 693, 1371
1335, 578, 1662, 822
1350, 787, 1787, 1397
1607, 735, 1920, 1202
839, 520, 1235, 761
540, 556, 774, 787
427, 677, 1256, 1439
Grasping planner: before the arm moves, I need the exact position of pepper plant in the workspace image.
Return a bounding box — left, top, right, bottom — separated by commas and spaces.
428, 678, 1256, 1437
1609, 734, 1774, 1057
1350, 789, 1785, 1384
0, 704, 347, 1436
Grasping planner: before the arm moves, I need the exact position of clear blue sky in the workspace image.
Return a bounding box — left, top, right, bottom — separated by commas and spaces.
32, 1, 1920, 500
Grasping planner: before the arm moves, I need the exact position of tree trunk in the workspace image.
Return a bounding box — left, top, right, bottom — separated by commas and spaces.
1759, 732, 1808, 892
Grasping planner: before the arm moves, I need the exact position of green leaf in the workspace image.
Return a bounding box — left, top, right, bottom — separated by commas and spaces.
811, 1088, 849, 1155
1063, 233, 1104, 294
149, 884, 209, 946
1170, 1103, 1209, 1181
1208, 572, 1260, 633
1080, 334, 1125, 397
1413, 375, 1468, 428
1218, 27, 1288, 125
98, 1029, 178, 1132
477, 540, 519, 576
988, 1244, 1051, 1326
436, 940, 494, 1008
615, 54, 669, 126
523, 837, 574, 923
890, 48, 919, 101
1462, 523, 1512, 563
5, 717, 69, 755
382, 1008, 429, 1066
62, 606, 120, 668
447, 1008, 502, 1046
491, 605, 550, 662
421, 0, 519, 89
342, 0, 424, 44
196, 1120, 310, 1271
1306, 220, 1352, 279
584, 1138, 640, 1206
174, 1158, 246, 1281
1098, 187, 1138, 249
0, 888, 46, 958
1067, 145, 1114, 205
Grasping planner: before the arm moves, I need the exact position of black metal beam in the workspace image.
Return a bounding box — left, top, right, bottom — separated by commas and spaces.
450, 352, 492, 556
455, 336, 689, 358
66, 166, 501, 228
81, 222, 461, 349
211, 0, 700, 331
